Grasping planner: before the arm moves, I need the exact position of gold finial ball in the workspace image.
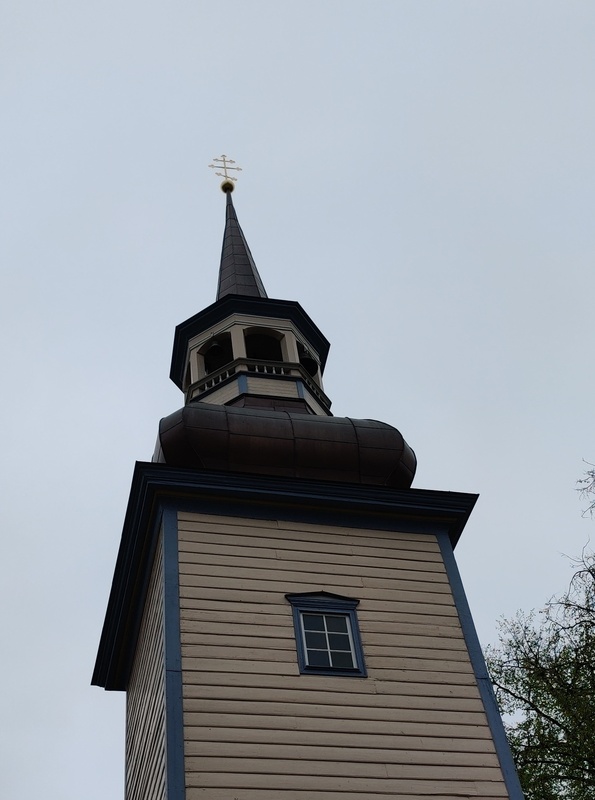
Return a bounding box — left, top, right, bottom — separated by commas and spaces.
221, 180, 235, 193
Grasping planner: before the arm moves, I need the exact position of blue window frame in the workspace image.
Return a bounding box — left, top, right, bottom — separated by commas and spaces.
285, 592, 367, 677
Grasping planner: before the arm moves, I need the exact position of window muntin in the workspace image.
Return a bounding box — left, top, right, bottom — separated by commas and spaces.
301, 612, 355, 669
286, 592, 366, 677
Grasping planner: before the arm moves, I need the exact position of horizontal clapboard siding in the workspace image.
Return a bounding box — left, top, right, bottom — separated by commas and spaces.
126, 532, 166, 800
178, 512, 508, 799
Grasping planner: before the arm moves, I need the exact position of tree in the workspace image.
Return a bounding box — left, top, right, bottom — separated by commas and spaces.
486, 554, 595, 799
578, 463, 595, 517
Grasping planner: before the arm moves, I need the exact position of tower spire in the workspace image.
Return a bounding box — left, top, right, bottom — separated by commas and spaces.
215, 174, 268, 301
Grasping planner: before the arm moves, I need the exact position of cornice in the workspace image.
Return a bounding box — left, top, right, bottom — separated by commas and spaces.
92, 462, 477, 690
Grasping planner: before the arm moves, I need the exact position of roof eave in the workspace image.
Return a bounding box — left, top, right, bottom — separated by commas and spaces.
92, 462, 478, 690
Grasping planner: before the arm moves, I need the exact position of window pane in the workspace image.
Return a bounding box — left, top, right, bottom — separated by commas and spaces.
328, 633, 351, 651
325, 616, 348, 633
302, 614, 325, 631
308, 650, 330, 667
331, 651, 354, 669
305, 631, 327, 649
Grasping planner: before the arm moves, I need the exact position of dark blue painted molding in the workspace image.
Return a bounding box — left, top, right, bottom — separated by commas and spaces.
153, 492, 450, 537
437, 533, 524, 799
129, 463, 477, 542
162, 506, 186, 800
237, 373, 248, 395
92, 499, 162, 690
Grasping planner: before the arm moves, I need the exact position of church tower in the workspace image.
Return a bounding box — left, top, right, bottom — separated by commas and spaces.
93, 170, 523, 799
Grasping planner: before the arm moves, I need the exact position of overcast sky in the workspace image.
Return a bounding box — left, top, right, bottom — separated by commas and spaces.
2, 2, 595, 797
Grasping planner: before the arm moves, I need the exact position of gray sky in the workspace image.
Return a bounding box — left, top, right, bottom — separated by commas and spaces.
2, 1, 594, 797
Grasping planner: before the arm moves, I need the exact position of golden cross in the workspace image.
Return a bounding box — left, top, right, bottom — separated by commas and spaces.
208, 154, 242, 184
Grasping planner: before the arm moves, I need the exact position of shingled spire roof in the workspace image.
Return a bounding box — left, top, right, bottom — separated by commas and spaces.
216, 189, 268, 300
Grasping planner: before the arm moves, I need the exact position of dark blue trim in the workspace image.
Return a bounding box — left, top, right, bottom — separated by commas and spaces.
131, 463, 475, 536
237, 373, 248, 395
437, 533, 524, 799
162, 507, 186, 800
153, 493, 449, 536
286, 592, 367, 677
92, 489, 164, 690
120, 511, 161, 692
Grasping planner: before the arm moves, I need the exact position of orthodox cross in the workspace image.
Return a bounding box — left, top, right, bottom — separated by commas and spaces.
208, 154, 242, 184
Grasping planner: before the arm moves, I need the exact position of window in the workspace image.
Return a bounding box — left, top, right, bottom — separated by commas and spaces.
285, 592, 367, 677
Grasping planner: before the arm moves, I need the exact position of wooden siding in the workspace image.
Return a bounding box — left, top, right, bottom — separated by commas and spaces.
200, 380, 245, 406
126, 531, 166, 800
178, 512, 508, 799
245, 375, 299, 397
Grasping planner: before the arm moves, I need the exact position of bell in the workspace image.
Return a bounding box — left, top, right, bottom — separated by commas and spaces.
206, 340, 223, 357
300, 353, 318, 377
204, 339, 229, 374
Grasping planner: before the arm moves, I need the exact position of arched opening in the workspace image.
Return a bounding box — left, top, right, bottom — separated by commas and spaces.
297, 342, 319, 378
202, 333, 234, 375
244, 331, 283, 362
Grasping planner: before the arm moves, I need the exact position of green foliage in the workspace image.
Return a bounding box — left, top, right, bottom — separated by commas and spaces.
487, 555, 595, 799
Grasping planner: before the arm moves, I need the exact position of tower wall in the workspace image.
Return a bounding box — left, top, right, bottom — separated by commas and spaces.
177, 511, 509, 799
125, 530, 166, 800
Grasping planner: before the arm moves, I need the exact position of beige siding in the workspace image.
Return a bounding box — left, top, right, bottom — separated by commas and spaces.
178, 512, 508, 799
199, 380, 244, 406
246, 375, 299, 397
126, 531, 166, 800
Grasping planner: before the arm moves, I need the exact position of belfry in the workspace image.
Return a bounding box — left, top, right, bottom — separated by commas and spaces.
93, 166, 522, 799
